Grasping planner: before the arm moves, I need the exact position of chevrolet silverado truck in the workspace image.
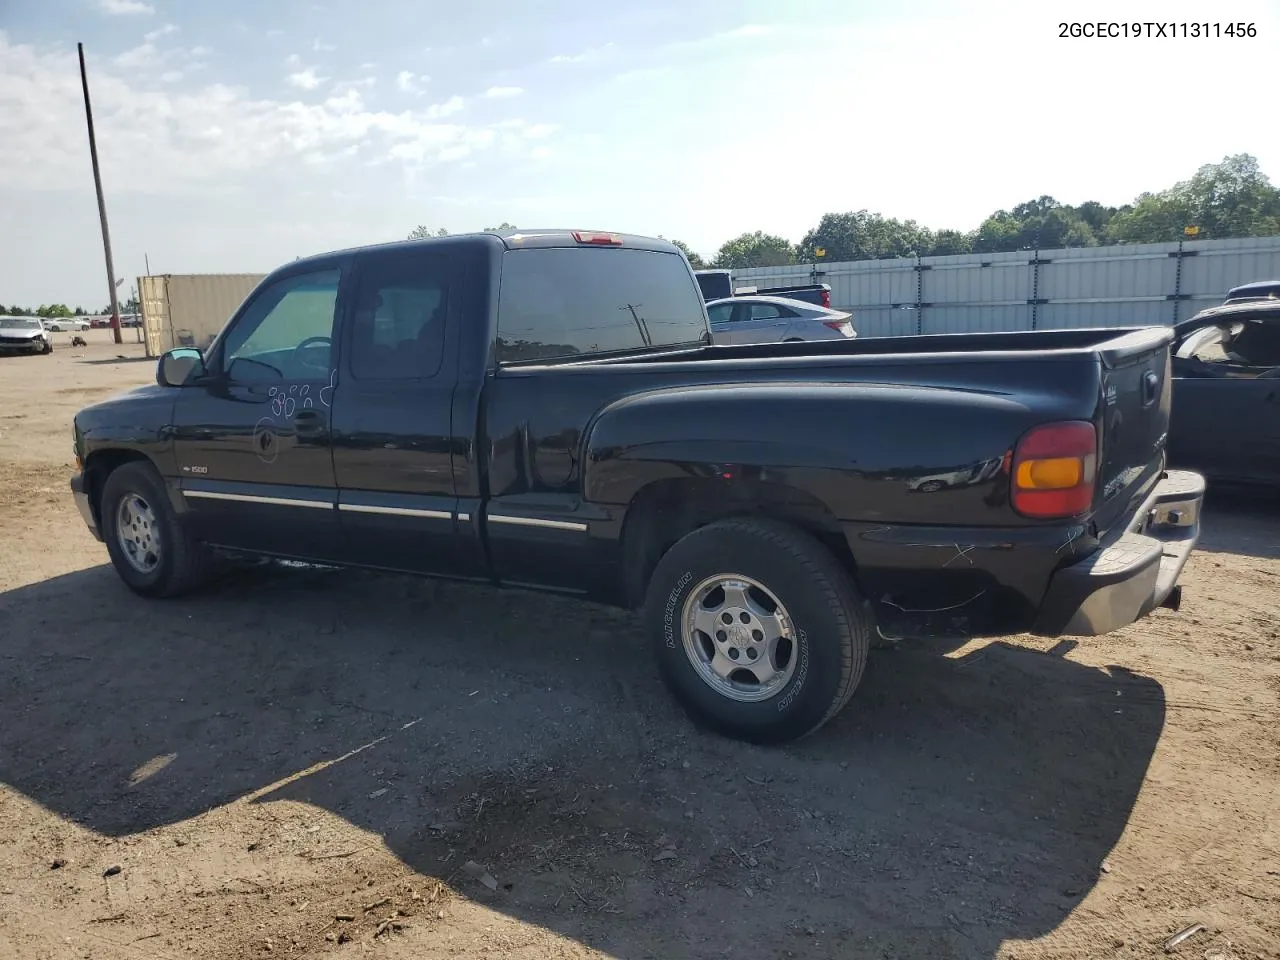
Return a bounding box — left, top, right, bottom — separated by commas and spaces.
69, 229, 1205, 744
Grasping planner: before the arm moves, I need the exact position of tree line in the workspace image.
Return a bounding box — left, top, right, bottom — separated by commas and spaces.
696, 154, 1280, 270
411, 154, 1280, 271
1, 297, 141, 319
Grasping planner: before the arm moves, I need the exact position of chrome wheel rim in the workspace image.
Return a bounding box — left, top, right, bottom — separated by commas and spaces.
681, 573, 797, 703
115, 493, 162, 574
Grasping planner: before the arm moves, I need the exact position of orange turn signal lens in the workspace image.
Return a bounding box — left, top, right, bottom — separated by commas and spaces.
1015, 456, 1083, 490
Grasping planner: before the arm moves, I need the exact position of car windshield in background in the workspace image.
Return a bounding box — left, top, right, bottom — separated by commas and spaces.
0, 318, 41, 330
495, 248, 708, 362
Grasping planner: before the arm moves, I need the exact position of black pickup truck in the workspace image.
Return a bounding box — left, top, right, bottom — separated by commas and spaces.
70, 229, 1205, 744
694, 268, 832, 308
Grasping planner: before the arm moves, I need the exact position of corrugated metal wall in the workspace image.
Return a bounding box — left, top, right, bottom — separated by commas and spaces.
138, 273, 265, 357
732, 236, 1280, 338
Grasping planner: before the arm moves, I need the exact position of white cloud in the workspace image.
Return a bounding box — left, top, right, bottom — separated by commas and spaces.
285, 53, 302, 67
312, 38, 336, 53
143, 23, 178, 42
426, 96, 465, 118
549, 42, 614, 63
113, 43, 158, 69
287, 67, 326, 90
482, 85, 523, 99
396, 70, 430, 94
98, 0, 154, 14
720, 24, 772, 39
0, 35, 547, 194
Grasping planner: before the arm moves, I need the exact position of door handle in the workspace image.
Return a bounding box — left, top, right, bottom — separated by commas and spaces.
294, 410, 325, 436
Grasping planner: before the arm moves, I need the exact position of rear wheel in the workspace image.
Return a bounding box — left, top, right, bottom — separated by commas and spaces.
100, 461, 213, 597
643, 518, 871, 744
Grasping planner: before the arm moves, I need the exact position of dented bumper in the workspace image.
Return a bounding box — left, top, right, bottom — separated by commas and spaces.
1031, 469, 1205, 637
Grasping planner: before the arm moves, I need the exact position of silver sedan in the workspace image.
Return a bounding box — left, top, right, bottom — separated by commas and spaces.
705, 295, 856, 345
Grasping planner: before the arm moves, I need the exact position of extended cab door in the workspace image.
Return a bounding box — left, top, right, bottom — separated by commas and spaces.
328, 246, 488, 579
171, 265, 345, 559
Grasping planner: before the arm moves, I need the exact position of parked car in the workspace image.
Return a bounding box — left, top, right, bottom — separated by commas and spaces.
70, 229, 1204, 744
1167, 298, 1280, 485
705, 294, 855, 344
1223, 280, 1280, 303
0, 317, 54, 355
694, 269, 832, 308
47, 317, 91, 332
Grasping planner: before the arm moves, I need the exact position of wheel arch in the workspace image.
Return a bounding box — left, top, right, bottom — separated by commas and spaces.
618, 476, 859, 609
83, 449, 156, 530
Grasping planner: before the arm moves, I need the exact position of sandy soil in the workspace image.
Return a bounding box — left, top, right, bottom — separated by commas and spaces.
0, 329, 1277, 960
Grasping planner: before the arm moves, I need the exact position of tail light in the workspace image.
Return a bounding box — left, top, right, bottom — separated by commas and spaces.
572, 231, 622, 245
1010, 420, 1097, 519
821, 289, 831, 308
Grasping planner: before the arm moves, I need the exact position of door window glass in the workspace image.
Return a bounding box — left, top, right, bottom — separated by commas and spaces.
222, 269, 340, 382
707, 303, 733, 325
348, 253, 448, 380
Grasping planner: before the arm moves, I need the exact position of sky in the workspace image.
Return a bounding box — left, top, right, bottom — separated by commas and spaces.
2, 0, 1279, 308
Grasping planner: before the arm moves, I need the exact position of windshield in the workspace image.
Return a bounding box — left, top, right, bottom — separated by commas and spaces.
0, 318, 41, 330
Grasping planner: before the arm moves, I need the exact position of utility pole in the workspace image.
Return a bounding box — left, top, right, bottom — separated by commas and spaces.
78, 42, 122, 345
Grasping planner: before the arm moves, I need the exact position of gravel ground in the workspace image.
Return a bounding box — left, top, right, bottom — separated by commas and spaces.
1, 331, 1278, 960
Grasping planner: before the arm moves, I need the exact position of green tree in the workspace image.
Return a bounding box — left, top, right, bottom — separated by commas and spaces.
928, 229, 973, 257
1106, 154, 1280, 243
798, 211, 931, 262
36, 303, 73, 318
1075, 200, 1120, 235
407, 224, 449, 240
712, 230, 795, 269
74, 305, 86, 315
483, 222, 518, 233
668, 239, 706, 269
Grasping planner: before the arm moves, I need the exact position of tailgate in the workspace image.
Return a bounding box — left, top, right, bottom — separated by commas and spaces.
1092, 329, 1174, 535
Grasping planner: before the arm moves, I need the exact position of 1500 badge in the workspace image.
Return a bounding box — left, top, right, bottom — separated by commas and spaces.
181, 465, 209, 474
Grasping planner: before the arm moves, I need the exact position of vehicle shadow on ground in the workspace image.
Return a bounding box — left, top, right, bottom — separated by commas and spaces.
0, 563, 1166, 959
77, 355, 152, 366
1198, 491, 1280, 560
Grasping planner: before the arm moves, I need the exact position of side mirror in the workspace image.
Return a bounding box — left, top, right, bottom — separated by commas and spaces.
157, 347, 206, 387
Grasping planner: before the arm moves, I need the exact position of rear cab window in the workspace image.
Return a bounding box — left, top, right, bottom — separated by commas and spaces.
495, 247, 709, 363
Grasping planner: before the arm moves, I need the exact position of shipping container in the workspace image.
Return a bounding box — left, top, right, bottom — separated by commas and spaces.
138, 273, 266, 357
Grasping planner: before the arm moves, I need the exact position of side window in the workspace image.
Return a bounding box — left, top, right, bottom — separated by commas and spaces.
707, 303, 733, 325
496, 248, 708, 362
1176, 319, 1280, 377
348, 253, 448, 380
221, 269, 339, 383
747, 303, 784, 320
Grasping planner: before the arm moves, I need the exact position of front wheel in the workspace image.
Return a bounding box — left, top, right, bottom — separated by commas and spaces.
643, 518, 871, 744
100, 461, 213, 597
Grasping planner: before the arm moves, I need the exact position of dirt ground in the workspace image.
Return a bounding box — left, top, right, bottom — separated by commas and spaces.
0, 328, 1278, 960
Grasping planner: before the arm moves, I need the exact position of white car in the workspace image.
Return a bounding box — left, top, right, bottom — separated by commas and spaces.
47, 317, 91, 332
705, 295, 856, 345
0, 317, 54, 354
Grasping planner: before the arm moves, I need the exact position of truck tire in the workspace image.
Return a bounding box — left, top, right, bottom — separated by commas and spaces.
100, 461, 213, 598
644, 517, 870, 744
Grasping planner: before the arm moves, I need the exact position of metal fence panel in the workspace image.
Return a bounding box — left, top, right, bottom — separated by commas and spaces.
732, 235, 1280, 337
